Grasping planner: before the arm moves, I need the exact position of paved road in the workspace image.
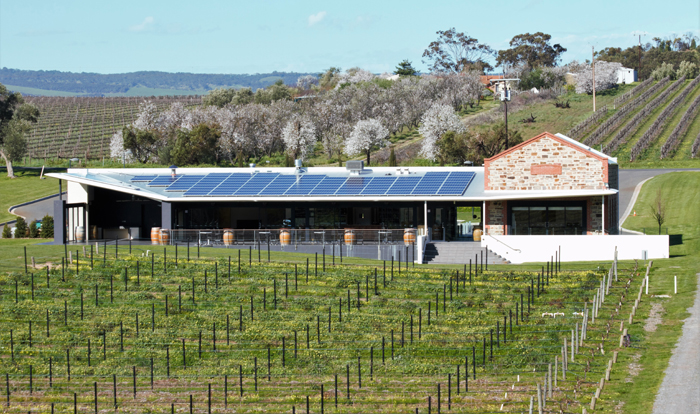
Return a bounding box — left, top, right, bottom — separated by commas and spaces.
10, 194, 62, 224
651, 273, 700, 414
618, 169, 700, 222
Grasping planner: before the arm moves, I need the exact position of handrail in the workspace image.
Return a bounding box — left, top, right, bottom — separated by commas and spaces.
483, 234, 522, 253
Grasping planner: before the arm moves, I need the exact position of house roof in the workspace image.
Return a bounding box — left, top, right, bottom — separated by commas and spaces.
479, 75, 503, 85
47, 163, 616, 203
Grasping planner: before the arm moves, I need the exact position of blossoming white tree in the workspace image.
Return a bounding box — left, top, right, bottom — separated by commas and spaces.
573, 61, 622, 94
296, 75, 319, 90
418, 103, 466, 160
344, 118, 389, 165
282, 115, 316, 160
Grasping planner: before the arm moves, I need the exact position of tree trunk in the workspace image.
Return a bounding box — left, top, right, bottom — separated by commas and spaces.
0, 150, 15, 178
366, 150, 371, 166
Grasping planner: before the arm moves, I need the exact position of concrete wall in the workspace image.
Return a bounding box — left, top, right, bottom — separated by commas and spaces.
67, 182, 89, 204
481, 234, 668, 264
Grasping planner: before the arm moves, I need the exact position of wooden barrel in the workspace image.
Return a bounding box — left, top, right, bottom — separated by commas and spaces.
403, 228, 416, 245
223, 229, 234, 246
151, 227, 161, 244
473, 228, 482, 242
75, 226, 85, 242
279, 229, 291, 245
159, 229, 170, 245
344, 229, 356, 245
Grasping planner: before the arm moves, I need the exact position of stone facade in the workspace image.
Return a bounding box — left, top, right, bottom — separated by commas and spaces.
484, 132, 608, 191
485, 200, 506, 236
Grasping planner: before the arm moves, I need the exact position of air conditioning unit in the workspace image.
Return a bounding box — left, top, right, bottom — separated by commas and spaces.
346, 161, 364, 174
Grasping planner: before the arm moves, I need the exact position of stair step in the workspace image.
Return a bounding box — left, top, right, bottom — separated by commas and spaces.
423, 242, 509, 265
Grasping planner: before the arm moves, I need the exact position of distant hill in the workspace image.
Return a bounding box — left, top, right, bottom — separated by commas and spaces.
0, 68, 316, 96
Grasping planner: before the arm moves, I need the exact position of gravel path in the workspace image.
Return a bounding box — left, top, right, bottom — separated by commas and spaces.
651, 273, 700, 414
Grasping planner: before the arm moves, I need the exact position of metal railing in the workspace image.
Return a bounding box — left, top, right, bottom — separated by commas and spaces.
164, 228, 416, 246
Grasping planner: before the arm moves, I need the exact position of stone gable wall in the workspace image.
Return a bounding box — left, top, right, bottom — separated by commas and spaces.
485, 135, 608, 191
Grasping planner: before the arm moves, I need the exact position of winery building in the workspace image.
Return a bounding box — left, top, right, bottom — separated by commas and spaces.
48, 132, 669, 263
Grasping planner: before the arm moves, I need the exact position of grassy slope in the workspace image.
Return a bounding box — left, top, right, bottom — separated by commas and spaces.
641, 81, 700, 160
596, 82, 671, 149
0, 170, 58, 223
615, 80, 700, 166
598, 172, 700, 413
671, 99, 700, 160
497, 84, 637, 141
612, 81, 688, 164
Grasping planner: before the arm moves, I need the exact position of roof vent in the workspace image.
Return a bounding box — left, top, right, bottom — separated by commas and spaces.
294, 159, 303, 168
346, 160, 364, 174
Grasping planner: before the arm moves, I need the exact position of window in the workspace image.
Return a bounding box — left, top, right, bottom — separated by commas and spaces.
509, 204, 585, 235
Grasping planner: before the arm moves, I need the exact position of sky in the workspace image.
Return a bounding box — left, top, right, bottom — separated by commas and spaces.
1, 0, 698, 75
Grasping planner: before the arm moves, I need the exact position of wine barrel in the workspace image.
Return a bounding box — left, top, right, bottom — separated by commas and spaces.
75, 226, 85, 242
223, 229, 234, 246
279, 229, 291, 245
151, 227, 161, 244
160, 229, 170, 245
344, 229, 356, 245
473, 228, 482, 242
403, 228, 416, 246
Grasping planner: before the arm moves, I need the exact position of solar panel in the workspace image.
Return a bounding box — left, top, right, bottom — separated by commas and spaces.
336, 177, 372, 195
284, 175, 326, 195
411, 172, 450, 195
148, 176, 181, 187
309, 177, 347, 195
166, 175, 206, 192
235, 173, 279, 195
259, 175, 298, 195
207, 173, 253, 196
145, 170, 474, 197
361, 177, 396, 195
130, 175, 157, 182
183, 173, 231, 196
385, 176, 421, 195
437, 172, 475, 195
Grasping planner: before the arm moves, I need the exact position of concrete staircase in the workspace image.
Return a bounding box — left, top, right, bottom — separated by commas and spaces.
423, 242, 509, 265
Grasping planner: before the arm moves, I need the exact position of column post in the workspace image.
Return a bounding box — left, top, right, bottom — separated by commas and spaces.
162, 202, 172, 230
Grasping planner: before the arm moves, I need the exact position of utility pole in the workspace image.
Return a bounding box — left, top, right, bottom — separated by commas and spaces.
592, 46, 596, 112
636, 33, 646, 80
504, 99, 508, 149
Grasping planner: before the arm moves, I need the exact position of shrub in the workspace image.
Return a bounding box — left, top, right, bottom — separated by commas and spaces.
677, 61, 699, 80
14, 217, 27, 238
2, 224, 11, 239
388, 147, 397, 167
651, 62, 676, 80
41, 215, 54, 238
29, 220, 39, 238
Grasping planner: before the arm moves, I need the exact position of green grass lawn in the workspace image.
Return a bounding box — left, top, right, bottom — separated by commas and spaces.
0, 169, 59, 223
492, 84, 637, 141
595, 172, 700, 413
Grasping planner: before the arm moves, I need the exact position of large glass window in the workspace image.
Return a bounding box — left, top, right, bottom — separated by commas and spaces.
509, 204, 585, 235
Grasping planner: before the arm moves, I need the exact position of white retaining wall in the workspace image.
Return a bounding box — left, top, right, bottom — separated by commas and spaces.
482, 235, 669, 264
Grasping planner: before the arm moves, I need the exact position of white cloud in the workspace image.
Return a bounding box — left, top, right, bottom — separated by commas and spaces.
129, 17, 154, 32
308, 11, 326, 27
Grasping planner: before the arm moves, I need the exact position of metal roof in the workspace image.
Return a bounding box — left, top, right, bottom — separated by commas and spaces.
47, 166, 617, 203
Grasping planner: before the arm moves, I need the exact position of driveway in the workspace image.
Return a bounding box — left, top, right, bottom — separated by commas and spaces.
7, 193, 63, 226
618, 169, 700, 224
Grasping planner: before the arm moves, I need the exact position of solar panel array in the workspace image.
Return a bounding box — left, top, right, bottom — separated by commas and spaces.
131, 171, 475, 197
